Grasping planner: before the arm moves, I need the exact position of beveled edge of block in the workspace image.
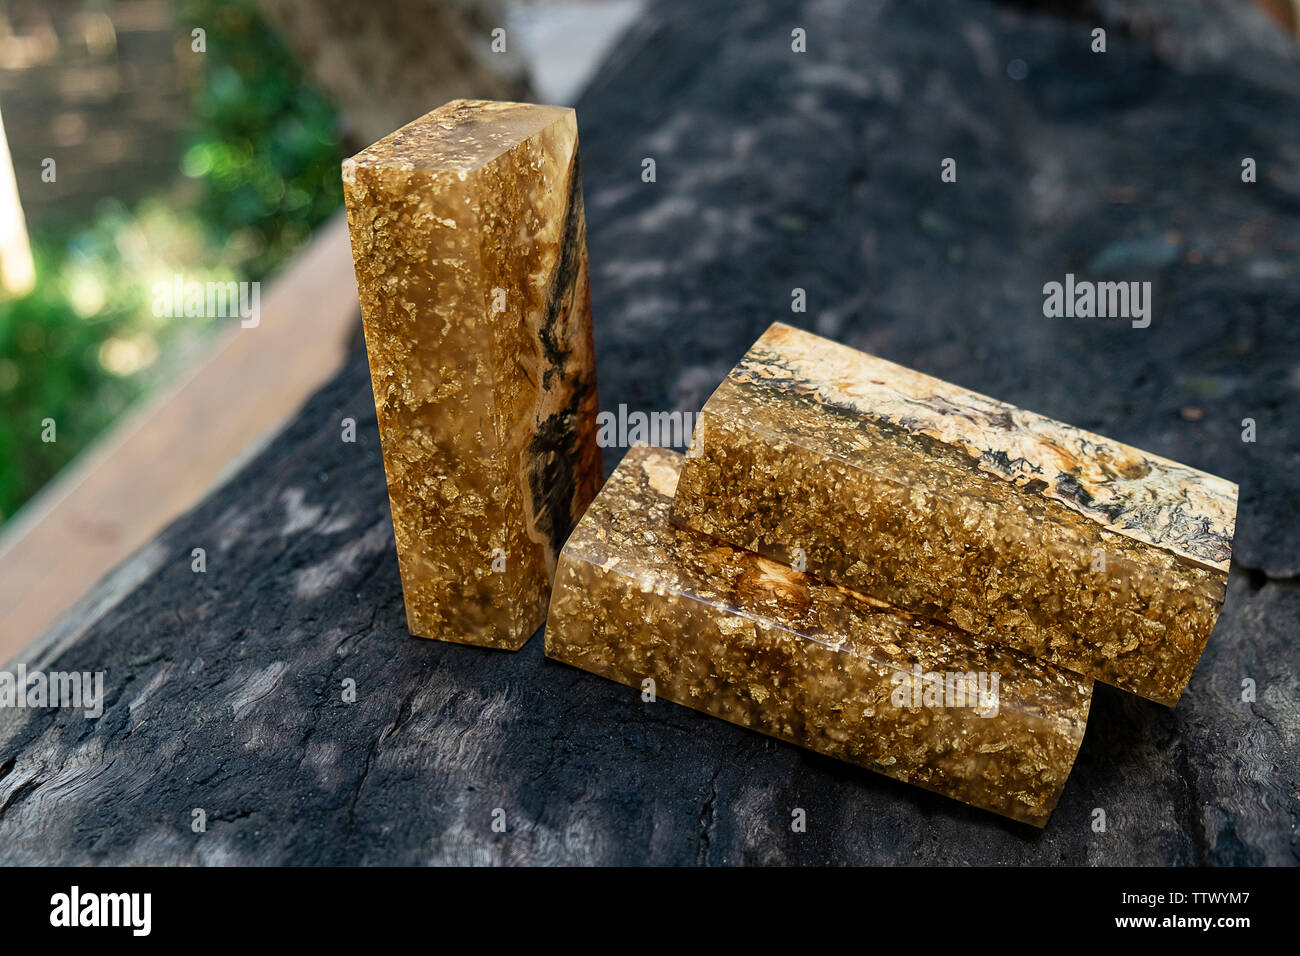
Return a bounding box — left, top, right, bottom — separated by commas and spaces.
342, 99, 575, 179
715, 322, 1238, 574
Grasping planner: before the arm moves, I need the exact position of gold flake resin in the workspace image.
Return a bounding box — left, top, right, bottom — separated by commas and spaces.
672, 323, 1237, 704
343, 100, 601, 649
546, 446, 1093, 827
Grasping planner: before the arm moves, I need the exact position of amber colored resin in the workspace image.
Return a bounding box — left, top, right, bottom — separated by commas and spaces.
546, 446, 1093, 826
343, 100, 601, 649
672, 323, 1238, 704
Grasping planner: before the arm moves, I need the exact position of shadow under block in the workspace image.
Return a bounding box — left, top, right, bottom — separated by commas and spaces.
343, 100, 601, 649
546, 446, 1093, 827
671, 323, 1238, 705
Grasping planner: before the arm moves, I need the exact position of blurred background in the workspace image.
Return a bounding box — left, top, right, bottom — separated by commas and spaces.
0, 0, 642, 658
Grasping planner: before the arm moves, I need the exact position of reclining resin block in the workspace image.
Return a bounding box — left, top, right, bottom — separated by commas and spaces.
546, 446, 1093, 827
343, 100, 601, 649
671, 323, 1238, 705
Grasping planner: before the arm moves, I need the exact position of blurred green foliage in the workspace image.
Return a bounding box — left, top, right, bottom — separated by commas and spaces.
179, 0, 343, 279
0, 225, 142, 520
0, 0, 343, 524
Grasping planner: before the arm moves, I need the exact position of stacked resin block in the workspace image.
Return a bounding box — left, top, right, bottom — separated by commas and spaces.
344, 100, 601, 649
671, 323, 1238, 705
546, 325, 1237, 825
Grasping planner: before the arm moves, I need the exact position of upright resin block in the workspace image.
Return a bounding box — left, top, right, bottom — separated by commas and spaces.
546, 446, 1093, 826
672, 323, 1238, 704
343, 100, 601, 649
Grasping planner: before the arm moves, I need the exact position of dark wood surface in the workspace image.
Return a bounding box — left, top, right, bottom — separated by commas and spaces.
1, 0, 1297, 864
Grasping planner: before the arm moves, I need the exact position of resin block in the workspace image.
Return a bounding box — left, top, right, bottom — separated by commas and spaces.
672, 323, 1238, 704
343, 100, 601, 649
546, 446, 1093, 827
